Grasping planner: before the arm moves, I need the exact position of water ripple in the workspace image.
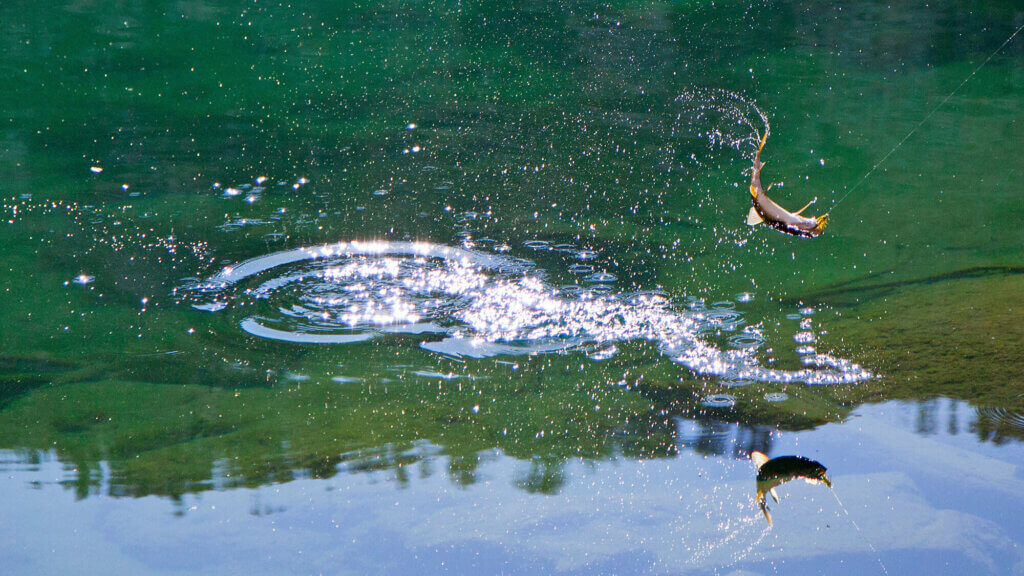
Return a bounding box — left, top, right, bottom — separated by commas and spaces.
180, 241, 871, 385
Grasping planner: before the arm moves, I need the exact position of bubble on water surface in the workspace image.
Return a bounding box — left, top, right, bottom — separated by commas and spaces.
568, 264, 595, 275
180, 241, 872, 385
411, 370, 468, 380
727, 332, 764, 349
701, 394, 737, 408
763, 392, 789, 402
719, 378, 756, 388
793, 332, 816, 344
586, 345, 618, 361
217, 217, 272, 231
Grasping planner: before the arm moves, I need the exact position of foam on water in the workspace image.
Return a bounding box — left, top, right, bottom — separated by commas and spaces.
181, 241, 871, 385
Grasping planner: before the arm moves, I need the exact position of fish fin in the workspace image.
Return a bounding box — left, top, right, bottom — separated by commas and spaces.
749, 185, 759, 200
758, 131, 768, 153
751, 451, 769, 468
759, 500, 773, 526
769, 487, 780, 503
815, 214, 829, 229
746, 207, 764, 226
793, 197, 817, 216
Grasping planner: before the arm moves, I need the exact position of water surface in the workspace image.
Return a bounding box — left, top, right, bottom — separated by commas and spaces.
2, 1, 1023, 574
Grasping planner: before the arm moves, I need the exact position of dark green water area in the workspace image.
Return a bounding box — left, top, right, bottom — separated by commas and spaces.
2, 1, 1023, 574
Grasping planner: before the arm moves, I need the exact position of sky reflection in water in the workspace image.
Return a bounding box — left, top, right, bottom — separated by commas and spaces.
2, 400, 1021, 576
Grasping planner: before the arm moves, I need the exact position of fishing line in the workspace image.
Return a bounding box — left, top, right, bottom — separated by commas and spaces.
827, 21, 1024, 215
830, 489, 890, 576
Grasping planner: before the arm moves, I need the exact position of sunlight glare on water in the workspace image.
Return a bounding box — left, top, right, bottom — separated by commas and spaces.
182, 241, 871, 385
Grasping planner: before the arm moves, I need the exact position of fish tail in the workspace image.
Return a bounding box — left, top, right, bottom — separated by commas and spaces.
754, 132, 767, 170
815, 214, 829, 230
751, 451, 770, 469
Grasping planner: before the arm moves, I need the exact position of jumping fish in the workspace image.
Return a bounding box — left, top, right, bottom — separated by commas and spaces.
747, 133, 829, 237
751, 451, 832, 526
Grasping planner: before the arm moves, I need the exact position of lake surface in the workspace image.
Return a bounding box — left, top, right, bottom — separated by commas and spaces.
2, 2, 1023, 574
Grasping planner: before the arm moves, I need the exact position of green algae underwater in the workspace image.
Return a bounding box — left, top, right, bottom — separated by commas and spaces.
2, 1, 1024, 575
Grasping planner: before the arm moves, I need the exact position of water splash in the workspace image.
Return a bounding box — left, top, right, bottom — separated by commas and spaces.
674, 87, 770, 157
180, 241, 871, 385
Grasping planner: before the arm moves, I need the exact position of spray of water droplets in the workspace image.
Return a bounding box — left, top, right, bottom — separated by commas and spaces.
179, 241, 871, 385
674, 87, 770, 158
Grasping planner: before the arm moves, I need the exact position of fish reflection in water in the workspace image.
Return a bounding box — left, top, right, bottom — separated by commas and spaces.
182, 241, 870, 385
751, 451, 832, 526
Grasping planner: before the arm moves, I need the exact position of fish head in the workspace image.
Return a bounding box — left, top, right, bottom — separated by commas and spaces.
810, 214, 829, 235
799, 459, 831, 485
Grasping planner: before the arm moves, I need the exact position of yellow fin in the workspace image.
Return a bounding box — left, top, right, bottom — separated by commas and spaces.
793, 197, 817, 216
751, 451, 769, 469
746, 207, 764, 226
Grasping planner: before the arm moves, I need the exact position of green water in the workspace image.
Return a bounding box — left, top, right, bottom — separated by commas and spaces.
2, 2, 1023, 574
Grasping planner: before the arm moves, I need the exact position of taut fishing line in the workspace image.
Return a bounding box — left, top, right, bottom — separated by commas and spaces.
827, 22, 1024, 215
831, 489, 890, 576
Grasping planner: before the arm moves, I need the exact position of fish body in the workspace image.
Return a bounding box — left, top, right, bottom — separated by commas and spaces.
747, 133, 828, 237
751, 451, 832, 526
